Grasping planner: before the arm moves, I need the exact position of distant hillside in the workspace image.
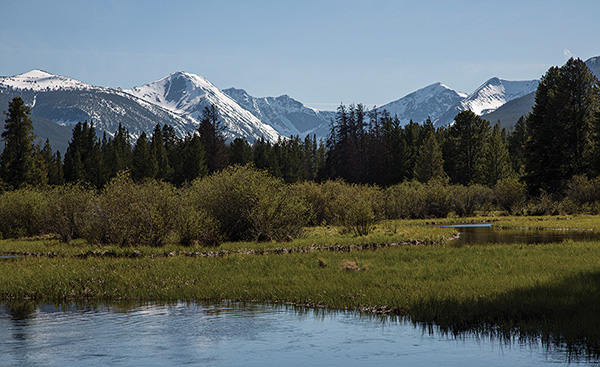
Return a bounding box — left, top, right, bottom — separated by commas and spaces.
0, 96, 73, 154
481, 91, 535, 129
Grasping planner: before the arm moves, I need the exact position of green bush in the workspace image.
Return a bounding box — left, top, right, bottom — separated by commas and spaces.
0, 188, 50, 238
288, 181, 330, 225
175, 196, 221, 247
340, 187, 378, 236
422, 178, 453, 218
523, 190, 575, 216
384, 181, 426, 219
566, 175, 600, 205
188, 165, 310, 242
494, 177, 527, 213
84, 172, 178, 246
451, 184, 494, 217
46, 183, 95, 243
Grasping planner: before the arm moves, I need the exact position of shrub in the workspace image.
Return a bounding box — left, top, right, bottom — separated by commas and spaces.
494, 177, 527, 214
175, 197, 221, 247
566, 175, 600, 205
187, 165, 310, 242
288, 181, 328, 225
422, 178, 453, 218
84, 172, 178, 246
0, 188, 50, 239
384, 181, 426, 219
451, 184, 494, 217
46, 183, 95, 243
522, 190, 575, 216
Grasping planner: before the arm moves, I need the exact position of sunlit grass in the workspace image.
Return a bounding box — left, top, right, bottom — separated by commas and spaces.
0, 220, 458, 256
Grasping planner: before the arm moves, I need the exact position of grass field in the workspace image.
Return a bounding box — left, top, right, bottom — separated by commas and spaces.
1, 215, 599, 356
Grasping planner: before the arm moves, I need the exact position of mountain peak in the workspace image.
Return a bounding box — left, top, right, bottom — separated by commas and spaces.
127, 72, 282, 143
585, 56, 600, 80
0, 70, 92, 91
434, 77, 540, 127
377, 82, 467, 124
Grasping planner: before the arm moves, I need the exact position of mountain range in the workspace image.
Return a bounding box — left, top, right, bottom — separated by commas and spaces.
0, 56, 598, 152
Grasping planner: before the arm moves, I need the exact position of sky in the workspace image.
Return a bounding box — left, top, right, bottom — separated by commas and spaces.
0, 0, 598, 110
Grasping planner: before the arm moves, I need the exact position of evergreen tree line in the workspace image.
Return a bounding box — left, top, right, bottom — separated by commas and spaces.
0, 58, 598, 199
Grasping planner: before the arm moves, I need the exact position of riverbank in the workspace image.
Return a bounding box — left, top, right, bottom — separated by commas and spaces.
1, 216, 600, 356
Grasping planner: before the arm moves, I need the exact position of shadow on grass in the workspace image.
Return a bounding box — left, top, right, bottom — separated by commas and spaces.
410, 270, 600, 362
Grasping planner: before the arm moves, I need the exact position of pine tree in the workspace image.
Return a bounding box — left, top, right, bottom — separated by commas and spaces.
507, 116, 528, 175
483, 123, 512, 186
443, 110, 491, 185
415, 127, 445, 182
104, 123, 133, 179
132, 132, 157, 180
0, 97, 42, 188
63, 122, 105, 187
525, 58, 600, 194
173, 134, 208, 185
41, 139, 64, 185
198, 104, 227, 173
150, 124, 173, 181
229, 137, 253, 166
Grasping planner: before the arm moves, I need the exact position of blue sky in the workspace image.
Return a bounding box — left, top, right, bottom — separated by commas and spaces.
0, 0, 598, 109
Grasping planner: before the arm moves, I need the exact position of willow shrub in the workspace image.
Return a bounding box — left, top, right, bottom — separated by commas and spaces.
451, 184, 494, 217
188, 165, 311, 242
176, 191, 221, 247
0, 187, 50, 239
566, 175, 600, 207
494, 177, 527, 214
84, 173, 178, 247
46, 183, 95, 243
384, 181, 426, 219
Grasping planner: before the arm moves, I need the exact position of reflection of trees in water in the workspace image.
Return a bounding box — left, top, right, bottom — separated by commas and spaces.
410, 270, 600, 363
451, 226, 600, 247
3, 292, 600, 364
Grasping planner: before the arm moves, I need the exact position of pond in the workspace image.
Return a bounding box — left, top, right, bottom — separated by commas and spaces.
0, 302, 595, 366
443, 223, 600, 247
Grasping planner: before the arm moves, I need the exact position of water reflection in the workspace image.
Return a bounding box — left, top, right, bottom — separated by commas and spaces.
0, 301, 597, 366
444, 224, 600, 247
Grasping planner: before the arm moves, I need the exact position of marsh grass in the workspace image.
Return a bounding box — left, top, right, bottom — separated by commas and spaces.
2, 216, 600, 356
493, 215, 600, 230
0, 220, 457, 256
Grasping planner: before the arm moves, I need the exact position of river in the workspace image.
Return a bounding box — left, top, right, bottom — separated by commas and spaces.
0, 301, 594, 366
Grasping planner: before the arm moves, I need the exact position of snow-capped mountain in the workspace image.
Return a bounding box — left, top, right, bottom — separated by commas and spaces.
0, 70, 195, 139
434, 77, 540, 127
222, 88, 334, 139
378, 82, 467, 125
0, 70, 93, 91
127, 72, 282, 143
585, 56, 600, 80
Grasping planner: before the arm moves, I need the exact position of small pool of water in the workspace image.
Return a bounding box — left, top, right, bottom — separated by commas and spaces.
0, 302, 595, 366
443, 224, 600, 247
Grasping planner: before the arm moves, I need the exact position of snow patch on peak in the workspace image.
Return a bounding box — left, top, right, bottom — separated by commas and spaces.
433, 78, 539, 127
459, 77, 539, 115
378, 82, 467, 124
128, 72, 282, 143
0, 70, 94, 91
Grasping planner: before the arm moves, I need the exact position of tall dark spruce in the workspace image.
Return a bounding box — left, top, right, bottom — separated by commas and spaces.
525, 57, 600, 195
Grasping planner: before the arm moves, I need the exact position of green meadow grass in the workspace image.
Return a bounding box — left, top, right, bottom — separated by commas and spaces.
0, 220, 457, 256
1, 216, 600, 355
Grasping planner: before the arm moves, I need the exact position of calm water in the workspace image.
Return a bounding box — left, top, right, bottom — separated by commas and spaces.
444, 223, 600, 247
0, 302, 594, 366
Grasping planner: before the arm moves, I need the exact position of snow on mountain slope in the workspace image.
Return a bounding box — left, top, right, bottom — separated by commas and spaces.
585, 56, 600, 80
434, 77, 539, 127
0, 70, 195, 140
378, 82, 467, 125
127, 72, 282, 143
223, 88, 334, 139
0, 70, 94, 91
